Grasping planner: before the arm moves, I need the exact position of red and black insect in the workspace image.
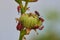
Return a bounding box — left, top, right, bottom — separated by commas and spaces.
16, 22, 23, 31
17, 5, 21, 13
35, 11, 40, 16
39, 17, 44, 22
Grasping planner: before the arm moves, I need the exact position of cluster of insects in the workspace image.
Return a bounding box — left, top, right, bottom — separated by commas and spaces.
15, 0, 44, 40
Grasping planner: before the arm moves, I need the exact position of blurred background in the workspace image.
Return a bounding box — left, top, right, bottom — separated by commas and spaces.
0, 0, 60, 40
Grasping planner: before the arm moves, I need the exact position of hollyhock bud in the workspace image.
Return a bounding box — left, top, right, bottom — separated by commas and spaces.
15, 0, 44, 40
19, 13, 42, 29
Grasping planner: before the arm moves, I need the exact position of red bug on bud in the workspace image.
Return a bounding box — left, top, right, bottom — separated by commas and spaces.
17, 5, 21, 13
32, 26, 39, 29
16, 22, 23, 31
39, 26, 44, 30
35, 11, 40, 16
39, 17, 44, 22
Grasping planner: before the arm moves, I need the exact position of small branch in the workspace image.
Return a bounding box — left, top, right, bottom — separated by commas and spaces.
24, 0, 29, 12
19, 0, 25, 14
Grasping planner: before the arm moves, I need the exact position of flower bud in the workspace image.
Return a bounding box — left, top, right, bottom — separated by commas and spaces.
19, 13, 43, 29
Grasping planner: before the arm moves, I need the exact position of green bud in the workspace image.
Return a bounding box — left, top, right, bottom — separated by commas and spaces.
19, 13, 42, 29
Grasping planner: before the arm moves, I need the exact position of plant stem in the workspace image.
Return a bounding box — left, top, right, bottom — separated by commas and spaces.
24, 0, 29, 12
19, 0, 29, 40
19, 0, 25, 14
19, 29, 26, 40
